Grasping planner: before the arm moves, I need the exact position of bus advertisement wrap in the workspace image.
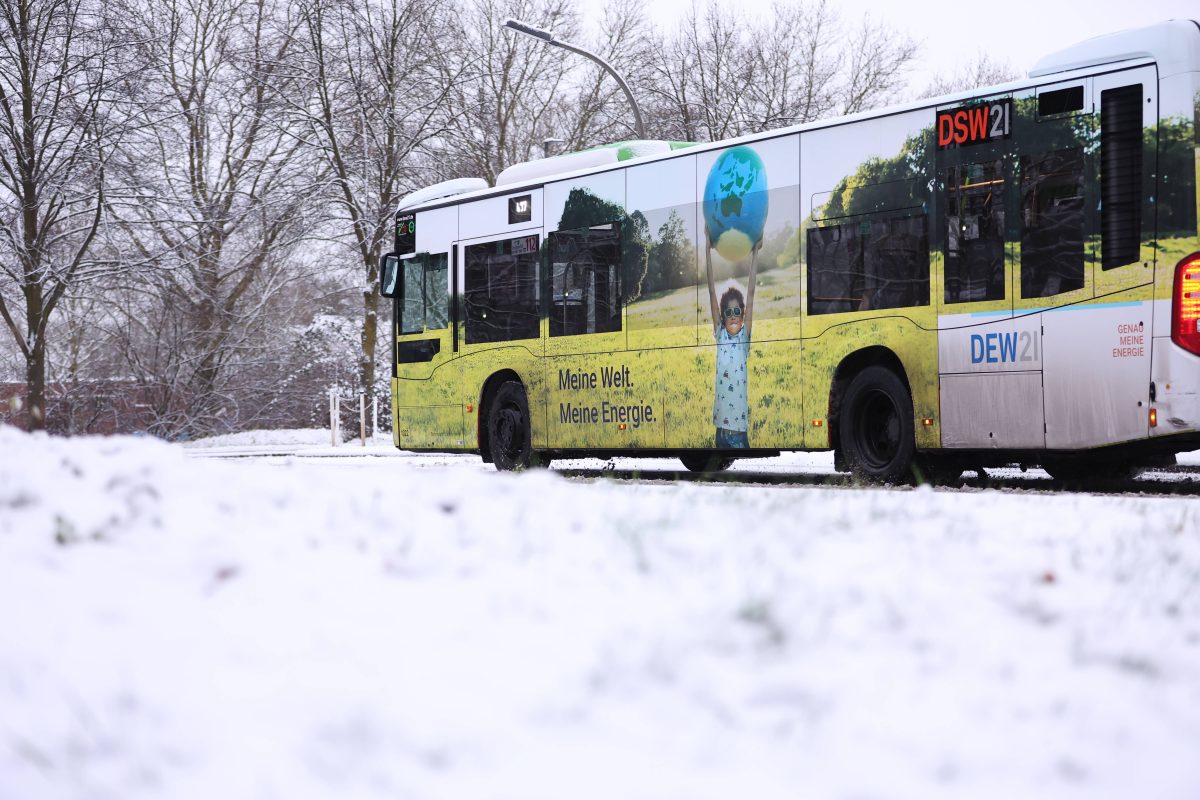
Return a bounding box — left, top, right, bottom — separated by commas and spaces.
387, 20, 1200, 480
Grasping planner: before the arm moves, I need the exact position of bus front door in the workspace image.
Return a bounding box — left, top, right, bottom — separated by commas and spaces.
392, 251, 464, 450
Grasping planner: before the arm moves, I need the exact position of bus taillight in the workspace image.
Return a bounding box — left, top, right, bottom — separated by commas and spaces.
1173, 253, 1200, 356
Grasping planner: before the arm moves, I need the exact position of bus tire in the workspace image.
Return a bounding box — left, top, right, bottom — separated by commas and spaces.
839, 365, 916, 484
680, 453, 734, 472
487, 381, 532, 471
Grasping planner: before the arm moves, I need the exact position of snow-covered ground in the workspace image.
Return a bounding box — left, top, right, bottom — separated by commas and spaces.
3, 424, 1199, 799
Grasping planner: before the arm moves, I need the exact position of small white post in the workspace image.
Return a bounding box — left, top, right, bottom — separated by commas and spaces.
359, 391, 367, 446
372, 395, 379, 439
334, 394, 341, 446
329, 389, 336, 447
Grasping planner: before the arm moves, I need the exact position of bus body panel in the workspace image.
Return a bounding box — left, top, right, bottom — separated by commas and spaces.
800, 318, 940, 450
1151, 304, 1200, 436
795, 107, 938, 449
938, 313, 1045, 449
940, 372, 1045, 449
462, 347, 546, 448
689, 138, 804, 449
1036, 67, 1158, 449
1147, 63, 1200, 440
453, 217, 547, 450
1042, 296, 1152, 448
394, 368, 463, 449
458, 188, 545, 242
540, 167, 658, 449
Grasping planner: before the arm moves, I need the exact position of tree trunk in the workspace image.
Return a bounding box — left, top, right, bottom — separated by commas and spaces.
361, 281, 378, 415
25, 338, 46, 431
1, 0, 115, 434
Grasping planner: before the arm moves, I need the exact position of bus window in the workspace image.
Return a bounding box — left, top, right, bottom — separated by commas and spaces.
807, 214, 929, 314
808, 224, 856, 314
944, 160, 1006, 303
464, 235, 540, 345
1100, 84, 1143, 270
548, 224, 621, 336
862, 215, 929, 310
424, 253, 449, 330
1020, 147, 1085, 298
399, 255, 425, 334
1037, 86, 1085, 117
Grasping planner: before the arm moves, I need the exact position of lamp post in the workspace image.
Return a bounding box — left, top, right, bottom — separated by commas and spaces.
502, 18, 646, 141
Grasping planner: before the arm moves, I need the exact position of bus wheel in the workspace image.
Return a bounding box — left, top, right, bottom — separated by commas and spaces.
839, 366, 915, 484
487, 381, 532, 471
680, 453, 734, 472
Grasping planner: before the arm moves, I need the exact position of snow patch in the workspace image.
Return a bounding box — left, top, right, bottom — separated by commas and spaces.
3, 425, 1200, 799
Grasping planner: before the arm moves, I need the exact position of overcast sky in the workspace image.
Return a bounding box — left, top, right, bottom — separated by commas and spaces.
584, 0, 1199, 97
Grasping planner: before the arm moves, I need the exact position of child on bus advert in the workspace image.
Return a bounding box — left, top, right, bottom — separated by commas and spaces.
702, 145, 767, 449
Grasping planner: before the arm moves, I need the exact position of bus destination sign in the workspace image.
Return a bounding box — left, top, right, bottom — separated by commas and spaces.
512, 235, 538, 256
396, 213, 416, 254
936, 98, 1012, 150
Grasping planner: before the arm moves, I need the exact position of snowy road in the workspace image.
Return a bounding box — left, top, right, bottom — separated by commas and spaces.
3, 427, 1200, 799
187, 436, 1200, 497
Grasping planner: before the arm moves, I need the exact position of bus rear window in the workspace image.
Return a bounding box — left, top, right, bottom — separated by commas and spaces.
1100, 84, 1143, 270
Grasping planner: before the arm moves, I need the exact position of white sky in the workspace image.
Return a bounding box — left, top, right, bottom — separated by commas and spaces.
586, 0, 1200, 96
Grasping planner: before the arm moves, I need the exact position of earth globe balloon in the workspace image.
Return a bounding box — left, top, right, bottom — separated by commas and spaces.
702, 146, 768, 263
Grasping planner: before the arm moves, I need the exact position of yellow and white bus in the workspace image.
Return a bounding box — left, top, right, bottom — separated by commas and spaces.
380, 20, 1200, 481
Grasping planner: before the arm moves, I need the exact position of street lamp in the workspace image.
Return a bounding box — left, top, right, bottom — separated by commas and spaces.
502, 18, 646, 140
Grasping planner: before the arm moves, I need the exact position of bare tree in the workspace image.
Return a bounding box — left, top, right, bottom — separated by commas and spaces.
838, 13, 921, 115
38, 290, 127, 432
431, 0, 645, 184
639, 0, 919, 141
551, 0, 649, 149
919, 52, 1020, 99
290, 0, 453, 408
741, 2, 839, 133
434, 0, 568, 184
2, 0, 938, 438
0, 0, 128, 430
637, 1, 747, 142
104, 0, 316, 437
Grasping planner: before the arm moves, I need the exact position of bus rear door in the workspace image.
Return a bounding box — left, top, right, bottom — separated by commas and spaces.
1040, 68, 1156, 449
935, 92, 1046, 450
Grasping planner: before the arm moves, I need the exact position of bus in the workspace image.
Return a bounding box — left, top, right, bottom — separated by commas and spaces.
379, 19, 1200, 482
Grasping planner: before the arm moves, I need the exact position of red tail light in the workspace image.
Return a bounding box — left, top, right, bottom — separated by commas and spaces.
1173, 253, 1200, 356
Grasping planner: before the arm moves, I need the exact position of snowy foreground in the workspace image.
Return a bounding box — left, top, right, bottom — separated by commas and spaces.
2, 427, 1200, 800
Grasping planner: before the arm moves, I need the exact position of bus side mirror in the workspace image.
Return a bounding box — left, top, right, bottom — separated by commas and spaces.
379, 253, 400, 298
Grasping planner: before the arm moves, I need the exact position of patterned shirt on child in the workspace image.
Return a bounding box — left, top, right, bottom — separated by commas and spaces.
713, 325, 751, 432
